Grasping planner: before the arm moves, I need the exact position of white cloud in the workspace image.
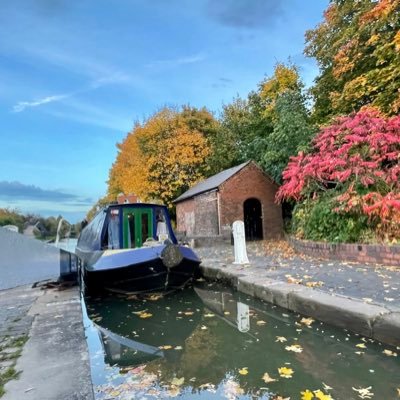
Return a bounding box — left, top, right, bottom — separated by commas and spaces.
12, 94, 69, 112
147, 53, 206, 68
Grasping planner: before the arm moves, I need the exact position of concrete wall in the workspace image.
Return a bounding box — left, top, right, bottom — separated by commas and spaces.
219, 163, 283, 239
289, 236, 400, 266
0, 228, 61, 290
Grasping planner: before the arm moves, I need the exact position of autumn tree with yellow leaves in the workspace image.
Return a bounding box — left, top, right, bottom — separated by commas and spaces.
107, 106, 219, 208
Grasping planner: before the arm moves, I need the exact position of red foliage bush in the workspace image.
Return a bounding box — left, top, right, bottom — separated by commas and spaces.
277, 109, 400, 240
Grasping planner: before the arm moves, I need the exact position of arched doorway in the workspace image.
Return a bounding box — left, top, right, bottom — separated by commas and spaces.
243, 198, 263, 240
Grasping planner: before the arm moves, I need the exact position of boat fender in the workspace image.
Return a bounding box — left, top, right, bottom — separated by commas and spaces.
161, 244, 184, 269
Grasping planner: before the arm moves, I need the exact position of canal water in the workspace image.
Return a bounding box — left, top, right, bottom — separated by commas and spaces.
83, 283, 399, 400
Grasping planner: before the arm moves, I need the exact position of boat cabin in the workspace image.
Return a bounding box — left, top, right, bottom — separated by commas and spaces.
78, 203, 177, 252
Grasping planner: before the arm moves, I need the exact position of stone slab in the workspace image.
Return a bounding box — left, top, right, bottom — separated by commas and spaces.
289, 290, 389, 338
373, 312, 400, 347
3, 287, 94, 400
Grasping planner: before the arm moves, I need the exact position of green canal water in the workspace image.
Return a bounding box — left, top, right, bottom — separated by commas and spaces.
83, 283, 399, 400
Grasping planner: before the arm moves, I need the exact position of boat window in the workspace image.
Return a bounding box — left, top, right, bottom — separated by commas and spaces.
107, 213, 120, 249
78, 210, 106, 250
156, 208, 168, 241
127, 212, 136, 248
141, 213, 149, 243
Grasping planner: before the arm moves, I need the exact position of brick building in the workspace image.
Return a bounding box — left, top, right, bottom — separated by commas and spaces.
173, 161, 283, 240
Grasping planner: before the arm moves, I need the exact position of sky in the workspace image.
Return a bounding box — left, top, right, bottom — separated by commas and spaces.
0, 0, 328, 223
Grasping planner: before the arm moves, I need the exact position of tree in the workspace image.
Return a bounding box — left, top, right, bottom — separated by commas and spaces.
277, 109, 400, 242
261, 90, 316, 184
107, 107, 216, 208
305, 0, 400, 123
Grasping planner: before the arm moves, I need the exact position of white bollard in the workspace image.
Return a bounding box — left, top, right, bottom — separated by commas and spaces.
232, 220, 249, 264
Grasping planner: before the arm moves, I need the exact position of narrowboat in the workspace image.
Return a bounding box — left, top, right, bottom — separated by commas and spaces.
76, 203, 200, 294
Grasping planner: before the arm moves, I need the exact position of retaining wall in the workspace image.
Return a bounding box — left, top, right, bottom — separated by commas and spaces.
288, 236, 400, 267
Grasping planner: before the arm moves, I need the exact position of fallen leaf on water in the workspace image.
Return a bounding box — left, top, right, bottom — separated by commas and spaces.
262, 372, 277, 383
383, 349, 397, 357
397, 388, 400, 397
300, 317, 314, 326
238, 367, 248, 375
356, 343, 367, 349
285, 344, 303, 353
352, 386, 374, 399
314, 389, 333, 399
171, 377, 185, 386
224, 311, 230, 315
200, 325, 208, 330
271, 395, 290, 400
355, 351, 365, 355
300, 390, 313, 400
139, 312, 153, 319
322, 383, 333, 391
276, 336, 287, 343
278, 367, 294, 379
174, 346, 183, 350
256, 320, 267, 326
204, 313, 215, 318
159, 345, 173, 350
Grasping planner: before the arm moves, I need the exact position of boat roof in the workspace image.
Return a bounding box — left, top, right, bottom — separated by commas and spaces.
107, 202, 167, 209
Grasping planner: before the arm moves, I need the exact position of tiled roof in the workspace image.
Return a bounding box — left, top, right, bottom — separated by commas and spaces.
173, 161, 250, 203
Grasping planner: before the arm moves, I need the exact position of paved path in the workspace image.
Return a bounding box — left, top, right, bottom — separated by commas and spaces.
196, 241, 400, 310
197, 241, 400, 347
1, 285, 93, 400
0, 228, 60, 290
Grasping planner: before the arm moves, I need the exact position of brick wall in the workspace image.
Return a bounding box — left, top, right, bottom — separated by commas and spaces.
194, 191, 219, 236
176, 199, 195, 235
219, 163, 283, 239
289, 236, 400, 266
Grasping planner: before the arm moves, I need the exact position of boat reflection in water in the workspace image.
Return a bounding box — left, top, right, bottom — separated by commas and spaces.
86, 284, 400, 400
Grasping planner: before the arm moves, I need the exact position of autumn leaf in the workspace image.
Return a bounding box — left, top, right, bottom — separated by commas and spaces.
356, 343, 367, 349
383, 349, 397, 357
300, 317, 314, 326
171, 377, 185, 386
159, 345, 173, 350
256, 320, 267, 326
262, 372, 277, 383
352, 386, 374, 399
278, 367, 294, 379
285, 344, 303, 353
314, 389, 333, 400
139, 312, 153, 319
238, 367, 248, 375
204, 313, 215, 318
276, 336, 287, 343
301, 390, 314, 400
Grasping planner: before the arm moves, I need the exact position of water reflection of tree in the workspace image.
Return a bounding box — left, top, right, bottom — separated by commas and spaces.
144, 322, 222, 389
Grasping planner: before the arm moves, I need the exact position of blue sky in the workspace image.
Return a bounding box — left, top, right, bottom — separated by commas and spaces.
0, 0, 328, 222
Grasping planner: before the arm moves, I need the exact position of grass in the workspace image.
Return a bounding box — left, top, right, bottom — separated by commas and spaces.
0, 335, 27, 398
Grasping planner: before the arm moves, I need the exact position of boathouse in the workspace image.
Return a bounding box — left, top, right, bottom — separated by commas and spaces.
173, 161, 283, 241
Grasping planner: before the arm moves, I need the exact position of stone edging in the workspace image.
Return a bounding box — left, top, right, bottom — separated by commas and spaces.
199, 263, 400, 348
288, 236, 400, 267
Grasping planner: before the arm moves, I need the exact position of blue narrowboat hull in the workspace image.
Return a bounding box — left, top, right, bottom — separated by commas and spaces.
79, 244, 200, 294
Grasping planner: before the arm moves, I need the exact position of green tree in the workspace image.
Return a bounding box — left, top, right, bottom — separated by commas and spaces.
261, 90, 316, 184
305, 0, 400, 123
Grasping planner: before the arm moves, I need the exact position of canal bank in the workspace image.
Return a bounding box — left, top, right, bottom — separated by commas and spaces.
196, 241, 400, 348
1, 285, 93, 400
